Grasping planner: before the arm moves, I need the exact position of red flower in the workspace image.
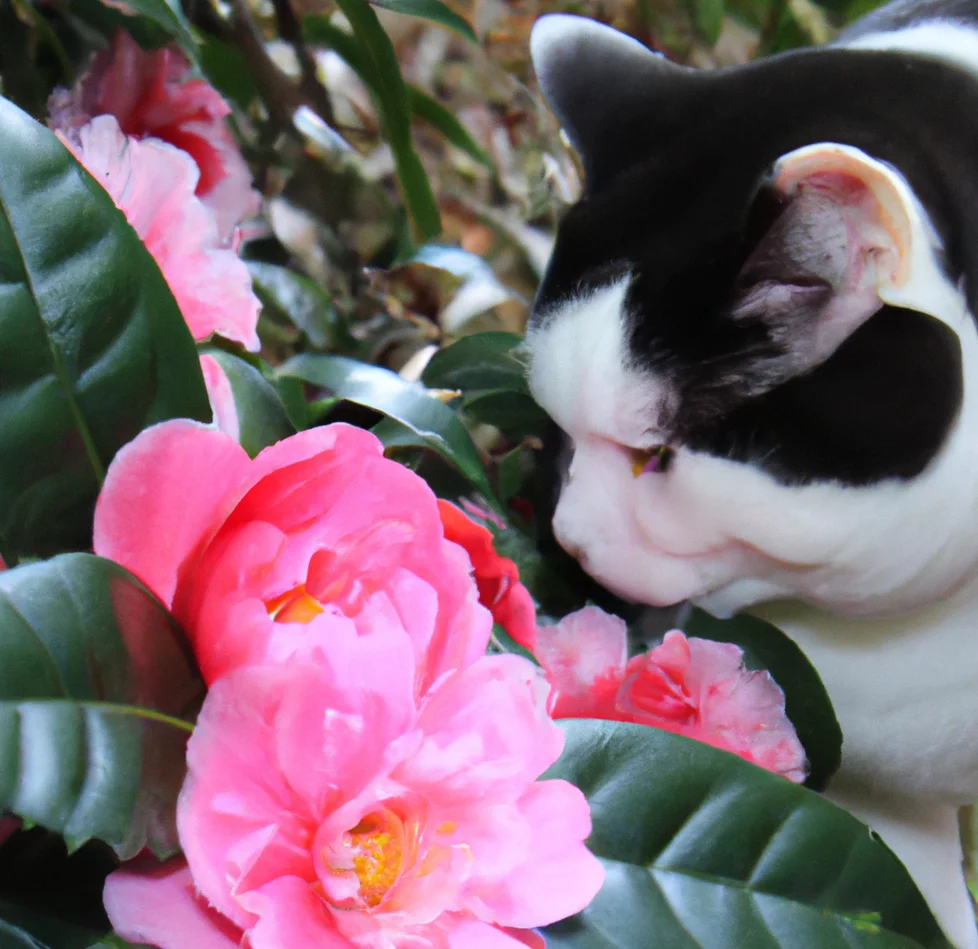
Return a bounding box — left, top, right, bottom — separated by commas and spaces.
437, 500, 538, 653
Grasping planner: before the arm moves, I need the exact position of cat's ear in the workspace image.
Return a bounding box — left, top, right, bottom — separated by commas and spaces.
733, 143, 918, 377
530, 15, 691, 189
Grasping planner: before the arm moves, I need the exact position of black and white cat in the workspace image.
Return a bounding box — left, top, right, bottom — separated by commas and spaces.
527, 4, 978, 946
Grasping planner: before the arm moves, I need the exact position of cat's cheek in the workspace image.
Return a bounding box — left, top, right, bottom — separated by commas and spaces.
552, 444, 749, 605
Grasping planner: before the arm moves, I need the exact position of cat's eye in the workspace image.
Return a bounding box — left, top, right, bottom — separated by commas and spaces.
630, 445, 675, 477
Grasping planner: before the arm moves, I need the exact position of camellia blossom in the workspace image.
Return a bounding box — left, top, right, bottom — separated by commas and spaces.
437, 500, 537, 653
535, 606, 808, 782
93, 421, 491, 689
103, 627, 603, 949
59, 116, 260, 350
49, 29, 259, 241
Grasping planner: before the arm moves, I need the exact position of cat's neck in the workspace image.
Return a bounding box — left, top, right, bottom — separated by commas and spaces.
751, 566, 978, 803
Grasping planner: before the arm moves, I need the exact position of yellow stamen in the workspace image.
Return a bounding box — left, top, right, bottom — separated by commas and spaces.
343, 811, 405, 907
265, 584, 325, 623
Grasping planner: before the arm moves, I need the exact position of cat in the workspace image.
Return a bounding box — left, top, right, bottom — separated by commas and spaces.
527, 4, 978, 946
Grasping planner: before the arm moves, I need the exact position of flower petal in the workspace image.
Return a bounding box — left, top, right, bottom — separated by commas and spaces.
103, 860, 243, 949
93, 420, 250, 606
535, 606, 627, 719
200, 353, 240, 442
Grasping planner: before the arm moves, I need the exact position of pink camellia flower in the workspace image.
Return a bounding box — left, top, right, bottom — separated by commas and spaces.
49, 29, 259, 242
103, 625, 603, 949
93, 420, 490, 689
535, 606, 808, 782
59, 116, 260, 350
437, 500, 538, 653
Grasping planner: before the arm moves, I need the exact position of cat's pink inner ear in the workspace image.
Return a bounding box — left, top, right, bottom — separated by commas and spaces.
773, 143, 913, 288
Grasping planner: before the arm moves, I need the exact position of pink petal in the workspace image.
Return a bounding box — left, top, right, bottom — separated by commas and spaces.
60, 116, 260, 350
200, 354, 240, 442
401, 655, 563, 803
178, 667, 314, 928
93, 420, 250, 606
243, 876, 355, 949
467, 780, 603, 929
103, 860, 242, 949
448, 920, 544, 949
535, 606, 628, 719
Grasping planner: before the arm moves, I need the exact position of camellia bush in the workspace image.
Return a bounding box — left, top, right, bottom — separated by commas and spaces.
0, 0, 965, 947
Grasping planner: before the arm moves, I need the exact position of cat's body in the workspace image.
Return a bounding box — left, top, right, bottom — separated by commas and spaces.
528, 7, 978, 946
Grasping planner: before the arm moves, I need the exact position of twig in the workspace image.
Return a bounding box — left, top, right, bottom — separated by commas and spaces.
270, 0, 336, 127
227, 0, 304, 133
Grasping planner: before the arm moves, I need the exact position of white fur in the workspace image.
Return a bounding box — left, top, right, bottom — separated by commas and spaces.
526, 145, 978, 946
843, 20, 978, 80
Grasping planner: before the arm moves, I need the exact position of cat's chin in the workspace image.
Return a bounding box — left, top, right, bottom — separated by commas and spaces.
692, 577, 798, 619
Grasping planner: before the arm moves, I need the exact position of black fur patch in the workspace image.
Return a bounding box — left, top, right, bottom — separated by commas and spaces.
679, 306, 963, 485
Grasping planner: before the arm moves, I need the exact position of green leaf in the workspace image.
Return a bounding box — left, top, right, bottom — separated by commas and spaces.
302, 17, 491, 172
0, 920, 48, 949
692, 0, 725, 43
202, 349, 296, 457
422, 331, 529, 393
405, 87, 493, 171
369, 0, 475, 40
0, 554, 203, 859
197, 36, 258, 110
544, 720, 951, 949
683, 608, 843, 791
93, 0, 196, 55
0, 900, 101, 949
318, 0, 441, 240
489, 623, 539, 666
0, 97, 210, 558
277, 354, 500, 510
248, 261, 347, 351
461, 390, 549, 439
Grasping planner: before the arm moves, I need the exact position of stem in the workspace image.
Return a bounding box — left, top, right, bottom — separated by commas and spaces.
227, 0, 304, 133
270, 0, 336, 126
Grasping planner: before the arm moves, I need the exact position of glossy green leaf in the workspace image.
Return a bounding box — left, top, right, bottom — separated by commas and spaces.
461, 390, 549, 438
0, 97, 210, 558
0, 554, 203, 859
406, 88, 494, 171
544, 720, 951, 949
202, 349, 296, 457
322, 0, 441, 240
93, 0, 196, 54
422, 331, 529, 393
248, 261, 347, 350
277, 354, 500, 510
370, 0, 475, 40
684, 607, 843, 791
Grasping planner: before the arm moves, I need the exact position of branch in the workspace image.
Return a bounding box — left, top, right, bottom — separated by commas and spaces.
270, 0, 336, 127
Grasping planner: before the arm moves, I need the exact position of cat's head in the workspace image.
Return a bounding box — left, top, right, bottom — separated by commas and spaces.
526, 15, 978, 618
